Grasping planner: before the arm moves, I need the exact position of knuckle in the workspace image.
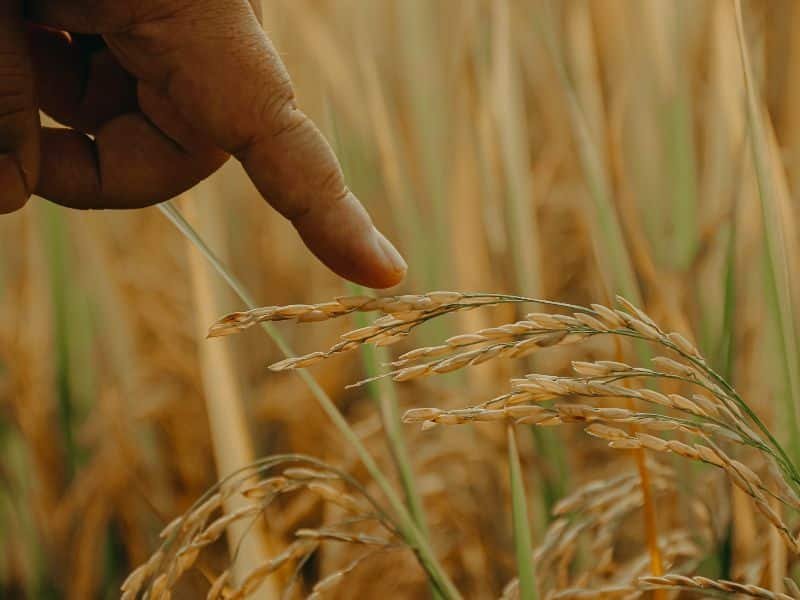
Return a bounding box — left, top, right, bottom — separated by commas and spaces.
285, 169, 347, 224
230, 78, 298, 157
319, 167, 347, 201
271, 107, 307, 139
260, 78, 298, 137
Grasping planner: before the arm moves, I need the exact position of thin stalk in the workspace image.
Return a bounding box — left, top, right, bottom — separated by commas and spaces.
535, 0, 653, 372
40, 205, 79, 476
535, 1, 640, 304
662, 93, 699, 272
632, 441, 664, 580
182, 198, 278, 597
507, 425, 538, 600
492, 0, 567, 516
158, 202, 461, 600
715, 209, 738, 381
615, 339, 665, 592
348, 284, 440, 599
349, 284, 431, 540
491, 0, 542, 299
327, 101, 436, 580
395, 0, 451, 290
734, 0, 800, 467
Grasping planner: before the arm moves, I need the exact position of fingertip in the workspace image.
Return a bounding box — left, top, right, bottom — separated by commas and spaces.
300, 224, 408, 289
292, 194, 407, 289
368, 228, 408, 289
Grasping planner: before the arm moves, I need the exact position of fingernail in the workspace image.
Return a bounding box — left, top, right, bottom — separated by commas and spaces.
374, 228, 407, 277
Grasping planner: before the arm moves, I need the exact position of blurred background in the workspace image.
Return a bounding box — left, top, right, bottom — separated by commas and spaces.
2, 0, 800, 597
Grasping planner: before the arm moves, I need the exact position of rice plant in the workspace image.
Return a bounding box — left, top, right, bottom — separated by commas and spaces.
122, 291, 800, 598
4, 2, 800, 599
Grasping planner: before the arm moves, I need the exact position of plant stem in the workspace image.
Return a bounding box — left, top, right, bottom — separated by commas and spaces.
507, 425, 538, 600
633, 442, 664, 581
535, 1, 640, 304
733, 0, 800, 468
158, 202, 461, 600
349, 285, 439, 599
350, 286, 431, 539
615, 338, 665, 596
182, 198, 279, 598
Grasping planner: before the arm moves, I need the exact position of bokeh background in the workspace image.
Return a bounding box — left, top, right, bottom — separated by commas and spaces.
3, 0, 800, 597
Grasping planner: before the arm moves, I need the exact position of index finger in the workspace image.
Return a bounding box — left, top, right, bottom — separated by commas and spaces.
31, 0, 406, 288
163, 2, 407, 288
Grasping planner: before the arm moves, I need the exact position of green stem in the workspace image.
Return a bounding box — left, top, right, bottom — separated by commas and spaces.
534, 2, 640, 304
159, 202, 461, 600
734, 0, 800, 469
349, 285, 438, 598
350, 287, 431, 537
507, 425, 538, 600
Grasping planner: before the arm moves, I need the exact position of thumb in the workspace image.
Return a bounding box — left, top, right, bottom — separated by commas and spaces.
116, 0, 407, 288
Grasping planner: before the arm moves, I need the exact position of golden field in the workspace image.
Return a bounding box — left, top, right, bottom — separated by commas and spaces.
3, 1, 800, 598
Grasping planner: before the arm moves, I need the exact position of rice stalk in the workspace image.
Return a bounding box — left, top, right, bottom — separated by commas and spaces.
181, 194, 278, 597
394, 0, 451, 290
347, 283, 432, 553
614, 340, 665, 595
507, 425, 538, 600
157, 202, 461, 600
533, 0, 639, 304
231, 290, 800, 596
325, 103, 436, 594
491, 0, 541, 298
733, 0, 800, 466
491, 0, 566, 517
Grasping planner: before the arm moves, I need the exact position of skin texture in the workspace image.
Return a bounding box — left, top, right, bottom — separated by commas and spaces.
0, 0, 406, 288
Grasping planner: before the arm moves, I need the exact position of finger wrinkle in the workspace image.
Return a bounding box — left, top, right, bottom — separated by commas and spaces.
227, 86, 295, 163
319, 167, 348, 203
270, 105, 306, 138
260, 81, 297, 138
289, 185, 349, 225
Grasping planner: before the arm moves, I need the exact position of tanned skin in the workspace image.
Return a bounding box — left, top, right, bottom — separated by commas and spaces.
0, 0, 406, 288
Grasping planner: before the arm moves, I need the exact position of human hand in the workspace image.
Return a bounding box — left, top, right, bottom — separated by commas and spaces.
0, 0, 406, 288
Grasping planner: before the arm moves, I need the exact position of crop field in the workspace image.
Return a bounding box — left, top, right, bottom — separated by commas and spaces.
2, 1, 800, 598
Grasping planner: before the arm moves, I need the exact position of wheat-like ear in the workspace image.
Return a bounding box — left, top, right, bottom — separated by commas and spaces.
219, 292, 800, 598
523, 463, 693, 595
238, 292, 799, 496
637, 574, 796, 599
123, 455, 405, 600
